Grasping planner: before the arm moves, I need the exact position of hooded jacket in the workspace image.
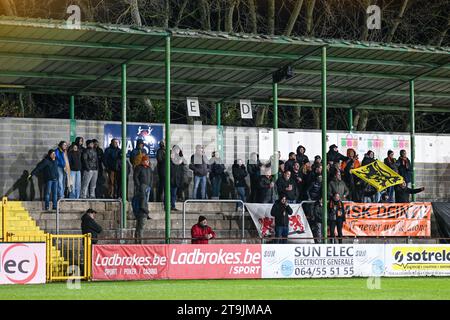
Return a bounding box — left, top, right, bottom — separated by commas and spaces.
296, 145, 310, 165
171, 147, 185, 188
328, 199, 346, 222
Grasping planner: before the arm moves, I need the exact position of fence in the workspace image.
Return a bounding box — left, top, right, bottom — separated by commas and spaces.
182, 199, 245, 242
46, 233, 92, 282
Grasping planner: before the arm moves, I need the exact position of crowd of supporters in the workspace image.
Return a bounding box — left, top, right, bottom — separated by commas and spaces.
29, 137, 424, 212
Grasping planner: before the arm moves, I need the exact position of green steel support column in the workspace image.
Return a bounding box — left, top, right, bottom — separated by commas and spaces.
321, 46, 328, 244
273, 82, 278, 178
69, 95, 76, 143
165, 35, 171, 244
410, 80, 416, 201
216, 102, 223, 160
348, 108, 354, 132
121, 64, 127, 229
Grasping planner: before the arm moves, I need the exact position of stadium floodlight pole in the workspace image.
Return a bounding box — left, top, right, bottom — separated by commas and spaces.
273, 82, 278, 179
321, 46, 328, 244
410, 79, 416, 201
69, 95, 76, 143
348, 108, 354, 133
165, 35, 171, 244
121, 63, 127, 230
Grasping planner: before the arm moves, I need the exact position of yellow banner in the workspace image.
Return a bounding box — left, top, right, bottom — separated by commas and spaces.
350, 160, 404, 192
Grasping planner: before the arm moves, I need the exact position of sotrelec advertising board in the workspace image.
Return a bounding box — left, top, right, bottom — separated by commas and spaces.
92, 244, 262, 280
0, 243, 46, 285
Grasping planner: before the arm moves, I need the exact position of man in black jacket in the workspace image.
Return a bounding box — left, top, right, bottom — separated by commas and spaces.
133, 155, 152, 219
395, 181, 424, 203
270, 194, 293, 244
156, 140, 166, 201
276, 170, 297, 203
247, 153, 262, 203
308, 199, 323, 244
103, 139, 121, 198
81, 209, 103, 244
327, 144, 349, 165
29, 149, 59, 210
232, 159, 247, 211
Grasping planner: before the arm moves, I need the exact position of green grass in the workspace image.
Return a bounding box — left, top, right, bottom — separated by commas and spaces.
1, 278, 450, 300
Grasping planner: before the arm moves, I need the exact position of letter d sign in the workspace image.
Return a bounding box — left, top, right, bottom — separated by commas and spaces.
240, 99, 253, 119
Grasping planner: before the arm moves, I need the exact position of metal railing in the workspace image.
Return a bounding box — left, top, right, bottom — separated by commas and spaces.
56, 198, 123, 235
47, 233, 92, 282
183, 199, 245, 242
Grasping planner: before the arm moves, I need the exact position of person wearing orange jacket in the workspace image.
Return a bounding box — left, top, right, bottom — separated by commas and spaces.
191, 216, 216, 244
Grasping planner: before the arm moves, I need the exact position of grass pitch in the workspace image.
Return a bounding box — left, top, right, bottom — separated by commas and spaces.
1, 278, 449, 300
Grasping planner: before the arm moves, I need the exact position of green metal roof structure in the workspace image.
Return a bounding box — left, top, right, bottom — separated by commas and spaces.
0, 16, 448, 112
0, 16, 448, 243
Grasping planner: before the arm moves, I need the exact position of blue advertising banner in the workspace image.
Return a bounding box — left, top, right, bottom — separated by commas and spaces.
103, 124, 164, 158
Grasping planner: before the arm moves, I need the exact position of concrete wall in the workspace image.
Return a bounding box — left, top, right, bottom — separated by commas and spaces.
0, 117, 449, 201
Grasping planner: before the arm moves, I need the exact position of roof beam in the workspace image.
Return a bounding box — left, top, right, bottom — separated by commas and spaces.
0, 36, 448, 70
353, 60, 450, 110
2, 86, 449, 113
0, 51, 448, 82
0, 70, 449, 99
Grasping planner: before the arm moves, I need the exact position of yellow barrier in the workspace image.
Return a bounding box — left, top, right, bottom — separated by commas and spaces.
1, 197, 7, 241
1, 197, 92, 282
46, 234, 92, 282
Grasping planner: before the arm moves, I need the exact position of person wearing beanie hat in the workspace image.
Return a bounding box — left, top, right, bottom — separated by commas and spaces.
191, 215, 216, 244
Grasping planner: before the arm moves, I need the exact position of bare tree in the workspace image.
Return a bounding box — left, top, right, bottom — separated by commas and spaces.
174, 0, 189, 28
268, 0, 275, 35
248, 0, 257, 34
305, 0, 316, 36
386, 0, 410, 42
200, 0, 211, 31
284, 0, 304, 36
225, 0, 238, 32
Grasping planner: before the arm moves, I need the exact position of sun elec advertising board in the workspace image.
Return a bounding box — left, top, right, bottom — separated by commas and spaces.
261, 244, 385, 278
0, 243, 46, 285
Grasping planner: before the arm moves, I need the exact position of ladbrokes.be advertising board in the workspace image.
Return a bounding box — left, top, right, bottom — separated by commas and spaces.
168, 244, 261, 279
385, 244, 450, 277
343, 202, 431, 237
93, 245, 169, 280
0, 243, 46, 285
92, 244, 261, 280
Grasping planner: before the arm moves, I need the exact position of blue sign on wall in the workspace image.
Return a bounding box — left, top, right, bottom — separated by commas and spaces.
103, 124, 164, 158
